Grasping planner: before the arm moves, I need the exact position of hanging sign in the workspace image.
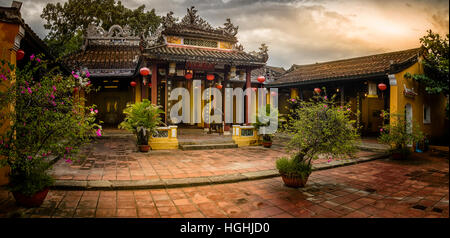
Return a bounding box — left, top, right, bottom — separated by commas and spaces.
186, 61, 215, 71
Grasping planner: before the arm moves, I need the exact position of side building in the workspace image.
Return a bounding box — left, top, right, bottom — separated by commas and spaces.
268, 48, 448, 143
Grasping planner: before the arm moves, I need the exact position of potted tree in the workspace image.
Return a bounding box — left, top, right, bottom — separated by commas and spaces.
378, 112, 424, 159
253, 104, 278, 148
119, 99, 163, 152
278, 93, 359, 188
0, 55, 100, 207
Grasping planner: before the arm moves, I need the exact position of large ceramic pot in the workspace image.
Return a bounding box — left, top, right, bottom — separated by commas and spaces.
281, 174, 310, 188
262, 141, 272, 148
13, 187, 49, 207
138, 145, 150, 152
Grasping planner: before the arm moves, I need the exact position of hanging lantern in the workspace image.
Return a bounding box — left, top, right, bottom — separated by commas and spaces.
230, 66, 236, 78
130, 81, 137, 87
185, 73, 193, 80
169, 62, 176, 75
16, 49, 25, 61
378, 83, 387, 91
216, 84, 223, 89
314, 88, 321, 94
206, 74, 215, 81
140, 67, 150, 76
257, 76, 265, 83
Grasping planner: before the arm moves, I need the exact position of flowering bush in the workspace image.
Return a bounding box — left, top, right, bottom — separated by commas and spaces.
0, 55, 101, 196
378, 112, 425, 158
278, 92, 360, 176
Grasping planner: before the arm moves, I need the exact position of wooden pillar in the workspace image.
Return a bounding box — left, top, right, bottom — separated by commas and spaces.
340, 86, 344, 106
245, 68, 252, 125
151, 64, 157, 105
223, 66, 231, 134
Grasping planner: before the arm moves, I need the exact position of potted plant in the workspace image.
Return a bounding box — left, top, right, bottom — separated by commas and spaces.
0, 55, 100, 207
253, 104, 278, 148
378, 112, 424, 159
278, 93, 359, 187
119, 99, 163, 152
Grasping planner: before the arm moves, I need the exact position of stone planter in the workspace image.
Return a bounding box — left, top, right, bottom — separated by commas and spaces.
13, 187, 49, 207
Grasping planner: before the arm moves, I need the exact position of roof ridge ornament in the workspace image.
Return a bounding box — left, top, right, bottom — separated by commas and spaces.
86, 24, 138, 39
220, 18, 238, 37
180, 6, 214, 31
250, 43, 269, 62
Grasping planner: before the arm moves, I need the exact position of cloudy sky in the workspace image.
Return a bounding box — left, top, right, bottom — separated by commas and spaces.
3, 0, 449, 69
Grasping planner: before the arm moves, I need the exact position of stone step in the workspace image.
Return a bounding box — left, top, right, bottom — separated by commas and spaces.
179, 139, 235, 145
179, 143, 238, 150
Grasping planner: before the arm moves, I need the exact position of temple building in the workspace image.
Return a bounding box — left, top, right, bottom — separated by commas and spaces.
66, 6, 269, 134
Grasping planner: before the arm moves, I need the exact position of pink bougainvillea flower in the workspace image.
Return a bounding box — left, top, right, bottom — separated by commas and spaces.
27, 87, 32, 94
52, 85, 57, 91
290, 98, 296, 102
90, 108, 94, 112
30, 54, 35, 60
73, 74, 79, 79
380, 128, 383, 132
86, 71, 90, 77
94, 109, 98, 113
50, 93, 55, 99
0, 74, 6, 80
347, 108, 351, 111
324, 96, 328, 100
323, 104, 328, 108
96, 128, 102, 137
36, 58, 41, 63
27, 155, 32, 160
20, 90, 25, 94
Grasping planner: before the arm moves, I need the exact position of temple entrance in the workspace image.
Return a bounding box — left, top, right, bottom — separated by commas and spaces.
87, 81, 133, 128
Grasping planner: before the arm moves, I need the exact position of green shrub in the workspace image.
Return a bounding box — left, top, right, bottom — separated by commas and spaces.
119, 99, 163, 145
276, 156, 312, 179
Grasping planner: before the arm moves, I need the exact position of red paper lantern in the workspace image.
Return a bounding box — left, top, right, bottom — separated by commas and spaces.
257, 76, 265, 83
206, 74, 215, 81
216, 84, 223, 89
140, 67, 150, 76
16, 49, 25, 61
130, 81, 137, 87
378, 83, 387, 91
314, 88, 321, 94
185, 73, 193, 80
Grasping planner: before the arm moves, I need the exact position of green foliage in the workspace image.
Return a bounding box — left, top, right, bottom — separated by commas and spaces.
284, 92, 360, 165
119, 99, 163, 145
0, 55, 101, 196
378, 112, 425, 156
412, 30, 449, 95
276, 156, 311, 179
41, 0, 161, 57
253, 104, 279, 142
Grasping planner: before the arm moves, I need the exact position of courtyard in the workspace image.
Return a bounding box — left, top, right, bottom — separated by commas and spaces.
0, 135, 448, 218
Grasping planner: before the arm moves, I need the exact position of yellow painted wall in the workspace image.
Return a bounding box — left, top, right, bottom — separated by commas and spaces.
390, 61, 448, 141
0, 22, 20, 185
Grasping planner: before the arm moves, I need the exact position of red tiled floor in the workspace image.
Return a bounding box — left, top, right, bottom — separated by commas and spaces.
1, 151, 448, 218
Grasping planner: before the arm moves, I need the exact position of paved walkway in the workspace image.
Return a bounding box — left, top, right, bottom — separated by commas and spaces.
1, 151, 447, 218
48, 136, 384, 187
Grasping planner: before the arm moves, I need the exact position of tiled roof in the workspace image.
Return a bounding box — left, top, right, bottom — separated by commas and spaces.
65, 44, 140, 77
163, 27, 237, 43
251, 66, 286, 83
271, 48, 420, 86
143, 45, 265, 66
